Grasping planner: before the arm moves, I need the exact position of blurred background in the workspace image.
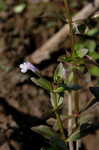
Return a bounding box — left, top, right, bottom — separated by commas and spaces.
0, 0, 99, 150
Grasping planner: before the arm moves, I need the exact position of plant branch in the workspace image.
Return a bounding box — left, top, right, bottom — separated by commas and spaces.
26, 2, 99, 64
63, 0, 74, 55
55, 111, 66, 139
50, 92, 66, 140
73, 71, 80, 128
68, 92, 74, 150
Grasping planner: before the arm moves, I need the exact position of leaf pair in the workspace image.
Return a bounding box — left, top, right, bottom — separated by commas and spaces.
67, 123, 99, 142
80, 87, 99, 113
50, 93, 63, 109
53, 63, 66, 83
54, 84, 82, 93
31, 125, 67, 150
31, 63, 65, 91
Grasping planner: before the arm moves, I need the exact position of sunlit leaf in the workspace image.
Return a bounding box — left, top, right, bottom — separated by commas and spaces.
84, 40, 96, 53
89, 66, 99, 77
53, 87, 65, 93
31, 77, 52, 91
53, 63, 66, 83
76, 48, 88, 58
68, 71, 74, 83
14, 3, 26, 13
56, 94, 64, 107
86, 28, 99, 36
58, 55, 74, 63
74, 40, 96, 59
50, 93, 63, 108
89, 52, 99, 60
31, 125, 59, 140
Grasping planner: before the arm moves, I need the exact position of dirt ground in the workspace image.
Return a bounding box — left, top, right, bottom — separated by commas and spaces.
0, 1, 63, 150
0, 0, 99, 150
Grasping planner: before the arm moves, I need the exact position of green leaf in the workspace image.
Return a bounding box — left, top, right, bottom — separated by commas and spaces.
56, 94, 64, 107
68, 71, 74, 83
50, 93, 63, 108
89, 52, 99, 60
14, 3, 26, 13
74, 42, 85, 56
67, 123, 99, 142
50, 136, 68, 150
89, 66, 99, 77
53, 84, 82, 93
41, 137, 68, 150
31, 125, 59, 140
78, 114, 94, 125
53, 63, 65, 83
31, 77, 52, 91
86, 28, 99, 36
53, 87, 65, 93
58, 55, 85, 65
84, 40, 96, 53
58, 55, 74, 63
76, 48, 88, 58
74, 40, 96, 59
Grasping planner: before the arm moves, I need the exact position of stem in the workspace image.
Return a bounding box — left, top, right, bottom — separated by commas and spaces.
63, 1, 81, 149
55, 111, 66, 139
76, 140, 81, 150
63, 0, 75, 56
68, 92, 74, 150
71, 72, 80, 150
63, 1, 80, 149
50, 93, 66, 140
68, 93, 73, 135
63, 114, 79, 120
73, 72, 80, 128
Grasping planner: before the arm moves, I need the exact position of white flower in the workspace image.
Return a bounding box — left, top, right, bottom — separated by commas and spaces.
19, 62, 38, 73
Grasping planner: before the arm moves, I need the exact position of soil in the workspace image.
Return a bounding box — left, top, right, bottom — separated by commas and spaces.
0, 1, 99, 150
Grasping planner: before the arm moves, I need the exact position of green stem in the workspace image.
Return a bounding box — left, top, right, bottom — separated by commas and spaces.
73, 71, 79, 128
63, 0, 79, 122
64, 0, 75, 56
50, 92, 66, 140
55, 111, 66, 139
63, 1, 80, 150
67, 92, 74, 150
